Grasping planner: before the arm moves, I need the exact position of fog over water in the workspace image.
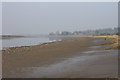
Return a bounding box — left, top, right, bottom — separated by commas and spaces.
2, 2, 118, 35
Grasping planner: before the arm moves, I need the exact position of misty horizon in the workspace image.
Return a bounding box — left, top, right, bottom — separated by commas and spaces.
2, 2, 118, 35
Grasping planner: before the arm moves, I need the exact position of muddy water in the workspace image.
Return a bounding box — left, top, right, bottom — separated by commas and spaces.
8, 44, 118, 78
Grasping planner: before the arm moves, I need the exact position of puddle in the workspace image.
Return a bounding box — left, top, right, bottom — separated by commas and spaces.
83, 50, 117, 54
90, 46, 101, 49
93, 39, 104, 43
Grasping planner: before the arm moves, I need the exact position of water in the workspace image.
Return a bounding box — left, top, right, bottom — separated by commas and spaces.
1, 36, 61, 50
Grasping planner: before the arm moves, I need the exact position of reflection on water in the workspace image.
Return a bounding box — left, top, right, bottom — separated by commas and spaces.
83, 49, 118, 54
1, 36, 61, 50
90, 46, 101, 49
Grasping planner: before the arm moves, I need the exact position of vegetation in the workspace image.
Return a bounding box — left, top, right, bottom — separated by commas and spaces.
49, 27, 119, 36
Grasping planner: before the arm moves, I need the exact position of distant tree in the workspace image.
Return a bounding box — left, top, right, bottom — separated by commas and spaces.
61, 31, 72, 35
49, 32, 55, 35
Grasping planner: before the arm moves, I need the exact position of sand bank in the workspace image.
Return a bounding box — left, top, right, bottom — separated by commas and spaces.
2, 37, 118, 78
92, 35, 119, 49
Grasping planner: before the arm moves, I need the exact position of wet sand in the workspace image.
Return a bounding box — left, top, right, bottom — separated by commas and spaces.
2, 37, 118, 78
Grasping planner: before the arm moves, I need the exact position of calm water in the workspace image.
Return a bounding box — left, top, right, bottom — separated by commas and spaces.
1, 36, 61, 50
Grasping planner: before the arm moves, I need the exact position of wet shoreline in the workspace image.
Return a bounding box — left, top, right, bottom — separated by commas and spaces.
2, 37, 118, 78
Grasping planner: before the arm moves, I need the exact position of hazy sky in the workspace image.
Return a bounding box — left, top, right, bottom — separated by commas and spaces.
0, 3, 2, 35
2, 2, 118, 35
1, 0, 119, 2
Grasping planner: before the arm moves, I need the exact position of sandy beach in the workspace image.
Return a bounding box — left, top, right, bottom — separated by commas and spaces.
2, 36, 118, 78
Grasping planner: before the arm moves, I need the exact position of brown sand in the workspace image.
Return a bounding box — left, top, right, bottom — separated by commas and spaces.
2, 37, 118, 78
93, 35, 119, 49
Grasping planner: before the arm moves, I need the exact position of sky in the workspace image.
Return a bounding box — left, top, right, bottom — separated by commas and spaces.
2, 2, 118, 35
0, 3, 2, 35
1, 0, 119, 2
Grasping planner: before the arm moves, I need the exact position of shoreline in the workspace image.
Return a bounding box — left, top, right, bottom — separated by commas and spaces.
1, 35, 89, 51
2, 35, 119, 52
2, 36, 119, 78
1, 36, 89, 52
3, 37, 94, 77
1, 40, 62, 51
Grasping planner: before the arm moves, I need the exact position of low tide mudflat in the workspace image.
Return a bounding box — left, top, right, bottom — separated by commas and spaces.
2, 36, 118, 78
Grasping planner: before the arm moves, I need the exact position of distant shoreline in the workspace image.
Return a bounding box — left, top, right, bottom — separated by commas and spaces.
1, 35, 119, 51
1, 35, 25, 39
1, 35, 90, 50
